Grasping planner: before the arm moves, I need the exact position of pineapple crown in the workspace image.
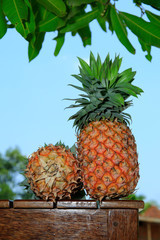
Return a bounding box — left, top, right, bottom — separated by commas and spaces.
45, 142, 76, 155
67, 52, 143, 130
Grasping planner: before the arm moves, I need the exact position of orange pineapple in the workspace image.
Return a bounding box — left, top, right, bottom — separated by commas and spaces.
25, 144, 82, 201
67, 52, 143, 200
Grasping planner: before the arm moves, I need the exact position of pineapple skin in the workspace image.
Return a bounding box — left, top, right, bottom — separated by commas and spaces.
77, 120, 140, 200
25, 144, 82, 201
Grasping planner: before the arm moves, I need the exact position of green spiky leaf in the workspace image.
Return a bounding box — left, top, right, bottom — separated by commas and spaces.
66, 52, 143, 130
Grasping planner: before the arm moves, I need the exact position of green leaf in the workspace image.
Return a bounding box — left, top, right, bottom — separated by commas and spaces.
70, 144, 76, 155
31, 1, 46, 22
60, 8, 99, 33
73, 103, 97, 123
96, 15, 107, 32
75, 98, 90, 104
24, 0, 36, 36
109, 93, 124, 105
2, 0, 28, 38
33, 4, 63, 32
116, 87, 138, 98
120, 11, 160, 48
78, 25, 91, 47
93, 2, 106, 32
28, 32, 45, 61
116, 83, 143, 95
37, 0, 66, 17
66, 104, 84, 109
109, 56, 122, 86
90, 51, 98, 78
110, 6, 135, 54
145, 10, 160, 27
68, 84, 87, 93
118, 68, 136, 83
65, 6, 82, 21
104, 4, 114, 33
140, 0, 160, 10
89, 112, 97, 120
39, 12, 65, 32
72, 74, 90, 88
96, 54, 102, 75
67, 0, 95, 7
78, 57, 93, 77
138, 38, 152, 61
54, 32, 65, 56
0, 1, 7, 39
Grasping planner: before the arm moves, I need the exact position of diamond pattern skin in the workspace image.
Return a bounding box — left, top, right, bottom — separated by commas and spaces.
77, 120, 139, 200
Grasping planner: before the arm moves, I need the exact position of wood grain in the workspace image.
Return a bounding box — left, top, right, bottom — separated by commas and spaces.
100, 200, 144, 209
57, 200, 97, 209
107, 209, 138, 240
13, 200, 54, 209
0, 209, 108, 240
0, 200, 143, 240
0, 200, 10, 208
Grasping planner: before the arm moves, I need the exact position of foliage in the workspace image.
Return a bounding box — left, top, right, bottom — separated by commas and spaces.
1, 0, 160, 61
0, 148, 33, 200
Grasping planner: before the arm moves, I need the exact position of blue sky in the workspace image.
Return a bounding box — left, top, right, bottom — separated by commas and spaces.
0, 2, 160, 204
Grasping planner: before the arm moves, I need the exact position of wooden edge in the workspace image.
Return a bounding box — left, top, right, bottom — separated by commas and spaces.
1, 199, 144, 210
57, 200, 97, 209
139, 216, 160, 224
0, 200, 10, 208
13, 200, 54, 209
100, 200, 144, 210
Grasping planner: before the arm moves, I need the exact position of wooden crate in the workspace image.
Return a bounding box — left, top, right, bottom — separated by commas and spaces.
0, 200, 144, 240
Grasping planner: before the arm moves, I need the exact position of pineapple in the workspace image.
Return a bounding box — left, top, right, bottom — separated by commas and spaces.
67, 52, 143, 201
25, 144, 82, 201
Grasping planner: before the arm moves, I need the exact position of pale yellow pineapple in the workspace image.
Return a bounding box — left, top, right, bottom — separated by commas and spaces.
25, 144, 82, 201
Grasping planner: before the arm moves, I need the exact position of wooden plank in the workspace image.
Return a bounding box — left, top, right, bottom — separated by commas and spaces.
0, 200, 10, 209
0, 200, 143, 240
107, 209, 138, 240
57, 200, 97, 209
100, 200, 144, 210
13, 200, 54, 209
0, 208, 108, 240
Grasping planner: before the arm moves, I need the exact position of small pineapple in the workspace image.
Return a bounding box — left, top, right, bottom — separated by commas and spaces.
67, 52, 143, 201
25, 144, 82, 201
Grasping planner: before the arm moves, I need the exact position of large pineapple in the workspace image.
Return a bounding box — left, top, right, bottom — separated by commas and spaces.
67, 52, 143, 201
25, 144, 82, 201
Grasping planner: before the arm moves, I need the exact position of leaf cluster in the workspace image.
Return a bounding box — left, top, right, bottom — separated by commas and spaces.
0, 148, 29, 200
67, 52, 143, 130
1, 0, 160, 60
